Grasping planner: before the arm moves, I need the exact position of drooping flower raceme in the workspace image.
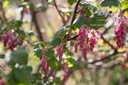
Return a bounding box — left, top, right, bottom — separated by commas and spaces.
78, 26, 88, 60
1, 30, 23, 50
56, 45, 63, 61
8, 36, 17, 50
2, 30, 12, 47
114, 17, 126, 48
87, 29, 101, 51
41, 56, 49, 75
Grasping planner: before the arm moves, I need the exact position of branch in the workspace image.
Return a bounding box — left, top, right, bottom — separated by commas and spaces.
89, 51, 125, 64
71, 0, 81, 24
32, 11, 44, 41
0, 2, 7, 23
53, 0, 65, 25
101, 35, 116, 50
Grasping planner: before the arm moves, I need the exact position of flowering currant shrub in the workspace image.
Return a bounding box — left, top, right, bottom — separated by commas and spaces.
0, 0, 128, 85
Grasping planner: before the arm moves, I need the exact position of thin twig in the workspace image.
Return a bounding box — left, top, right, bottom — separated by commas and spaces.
71, 0, 81, 24
32, 11, 44, 41
0, 2, 7, 23
101, 35, 116, 50
53, 0, 65, 25
89, 51, 125, 64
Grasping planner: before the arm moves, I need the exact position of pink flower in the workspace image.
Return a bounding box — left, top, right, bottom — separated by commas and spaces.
1, 30, 24, 50
81, 43, 88, 60
87, 29, 101, 51
56, 45, 63, 61
78, 26, 88, 60
1, 30, 13, 47
0, 79, 5, 85
8, 36, 17, 50
114, 17, 126, 48
78, 26, 86, 46
2, 33, 8, 47
62, 72, 68, 83
124, 16, 128, 24
41, 56, 49, 75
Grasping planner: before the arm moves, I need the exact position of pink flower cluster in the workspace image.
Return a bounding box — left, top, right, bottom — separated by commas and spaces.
0, 79, 5, 85
41, 56, 49, 75
78, 26, 88, 60
56, 45, 63, 61
114, 17, 126, 48
78, 26, 101, 60
87, 29, 101, 51
1, 30, 23, 50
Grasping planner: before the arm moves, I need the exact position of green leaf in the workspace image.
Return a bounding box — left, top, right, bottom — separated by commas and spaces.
40, 41, 48, 47
34, 41, 47, 48
49, 37, 61, 47
7, 47, 28, 67
0, 54, 5, 59
73, 15, 88, 28
55, 77, 61, 84
48, 57, 59, 68
100, 0, 120, 8
7, 65, 32, 85
29, 3, 35, 10
79, 1, 97, 16
33, 48, 43, 57
17, 29, 26, 39
57, 27, 67, 37
33, 42, 40, 48
66, 58, 81, 69
67, 0, 77, 5
14, 20, 23, 28
121, 0, 128, 10
66, 58, 75, 68
27, 31, 34, 36
45, 48, 54, 58
14, 65, 32, 84
88, 11, 106, 29
30, 73, 41, 83
88, 17, 105, 29
47, 82, 55, 85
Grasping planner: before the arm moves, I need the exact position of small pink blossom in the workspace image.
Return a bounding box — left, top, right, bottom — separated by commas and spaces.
1, 30, 23, 50
1, 30, 13, 47
114, 17, 126, 48
2, 33, 8, 47
0, 79, 5, 85
56, 45, 63, 61
87, 29, 101, 51
41, 56, 49, 75
78, 26, 88, 60
81, 43, 88, 60
78, 26, 86, 46
8, 36, 17, 50
124, 16, 128, 24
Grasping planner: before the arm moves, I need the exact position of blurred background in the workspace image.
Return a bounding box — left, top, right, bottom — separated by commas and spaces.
0, 0, 128, 85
